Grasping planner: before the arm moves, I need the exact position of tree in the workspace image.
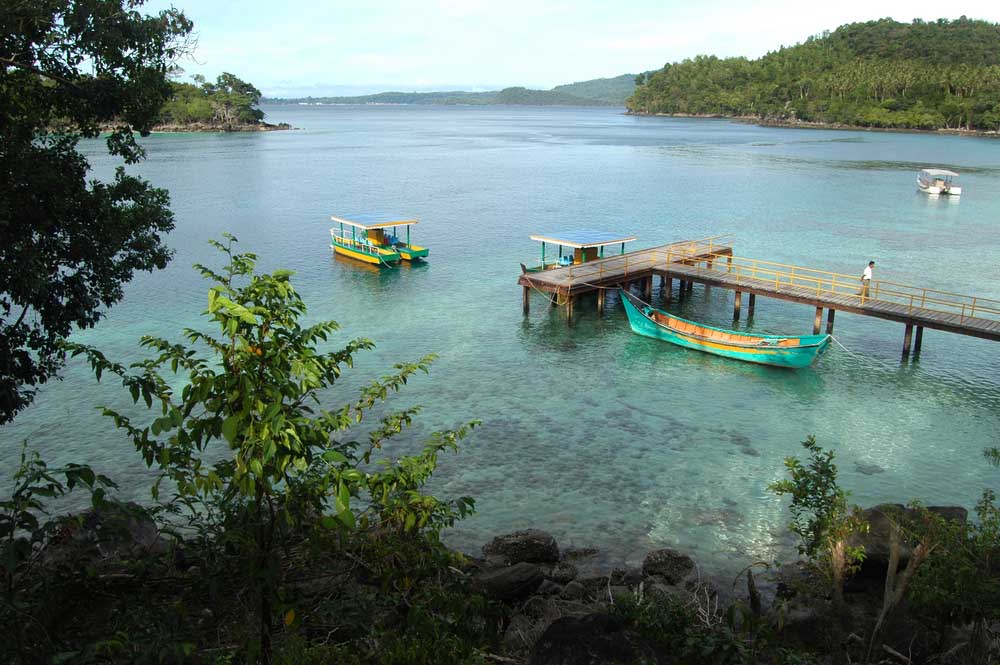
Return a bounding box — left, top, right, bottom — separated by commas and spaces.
769, 436, 867, 612
202, 72, 265, 125
0, 0, 193, 423
68, 236, 476, 663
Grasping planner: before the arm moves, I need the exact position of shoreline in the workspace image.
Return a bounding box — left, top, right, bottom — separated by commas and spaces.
627, 111, 1000, 138
148, 121, 295, 133
98, 121, 296, 134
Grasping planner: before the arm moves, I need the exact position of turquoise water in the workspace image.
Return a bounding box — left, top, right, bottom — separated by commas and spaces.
4, 105, 1000, 574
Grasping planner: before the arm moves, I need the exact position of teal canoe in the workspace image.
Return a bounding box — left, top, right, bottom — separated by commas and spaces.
620, 290, 830, 369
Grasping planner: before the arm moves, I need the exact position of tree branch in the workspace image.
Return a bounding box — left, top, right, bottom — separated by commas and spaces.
0, 56, 84, 93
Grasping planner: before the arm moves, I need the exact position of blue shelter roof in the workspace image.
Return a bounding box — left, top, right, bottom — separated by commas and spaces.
331, 213, 418, 229
529, 230, 637, 248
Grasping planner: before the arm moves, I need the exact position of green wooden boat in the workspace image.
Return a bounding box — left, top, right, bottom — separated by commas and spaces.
620, 290, 830, 368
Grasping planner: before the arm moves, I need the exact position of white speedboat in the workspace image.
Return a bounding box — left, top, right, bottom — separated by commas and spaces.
917, 168, 961, 196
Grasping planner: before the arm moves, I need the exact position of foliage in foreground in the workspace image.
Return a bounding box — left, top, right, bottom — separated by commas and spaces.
0, 0, 193, 424
46, 237, 477, 663
769, 436, 867, 610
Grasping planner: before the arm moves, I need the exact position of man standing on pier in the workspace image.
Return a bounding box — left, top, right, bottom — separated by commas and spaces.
859, 261, 874, 299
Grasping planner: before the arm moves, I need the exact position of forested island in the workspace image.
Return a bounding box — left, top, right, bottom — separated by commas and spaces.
628, 17, 1000, 132
153, 73, 290, 131
267, 74, 638, 107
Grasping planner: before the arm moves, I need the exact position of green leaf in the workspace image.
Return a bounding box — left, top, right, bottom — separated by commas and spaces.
221, 415, 241, 443
336, 509, 356, 529
322, 450, 347, 464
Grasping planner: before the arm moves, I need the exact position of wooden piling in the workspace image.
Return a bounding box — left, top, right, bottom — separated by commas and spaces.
522, 286, 530, 315
733, 291, 742, 320
914, 325, 923, 354
686, 280, 694, 294
678, 280, 686, 300
902, 323, 914, 355
644, 276, 653, 301
597, 288, 605, 316
566, 294, 575, 323
748, 293, 756, 316
826, 309, 836, 334
813, 307, 823, 334
664, 277, 672, 303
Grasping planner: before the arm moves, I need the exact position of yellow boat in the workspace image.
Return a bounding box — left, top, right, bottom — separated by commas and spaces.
330, 213, 429, 265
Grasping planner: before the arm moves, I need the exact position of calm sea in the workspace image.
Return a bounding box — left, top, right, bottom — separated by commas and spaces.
4, 105, 1000, 574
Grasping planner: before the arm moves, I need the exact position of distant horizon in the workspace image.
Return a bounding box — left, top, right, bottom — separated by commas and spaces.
257, 75, 635, 100
143, 0, 1000, 97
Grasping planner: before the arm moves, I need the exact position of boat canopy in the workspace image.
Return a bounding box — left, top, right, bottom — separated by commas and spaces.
528, 230, 637, 249
331, 213, 418, 229
920, 168, 959, 178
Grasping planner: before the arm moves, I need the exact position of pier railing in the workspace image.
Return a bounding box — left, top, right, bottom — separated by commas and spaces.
560, 236, 1000, 322
672, 251, 1000, 323
564, 235, 730, 283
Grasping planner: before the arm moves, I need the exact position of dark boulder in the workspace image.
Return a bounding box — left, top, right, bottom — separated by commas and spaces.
770, 600, 830, 652
852, 504, 967, 578
642, 548, 695, 585
479, 562, 544, 601
483, 529, 560, 564
576, 575, 612, 602
528, 612, 666, 665
610, 567, 643, 586
542, 561, 578, 584
558, 580, 587, 600
45, 501, 169, 568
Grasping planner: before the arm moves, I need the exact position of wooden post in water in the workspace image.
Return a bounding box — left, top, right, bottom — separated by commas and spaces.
813, 307, 823, 335
597, 288, 605, 316
566, 294, 575, 323
913, 326, 924, 355
826, 309, 836, 334
678, 280, 686, 301
522, 286, 530, 315
748, 294, 756, 317
902, 323, 914, 356
664, 276, 672, 303
643, 276, 653, 302
687, 280, 694, 294
733, 291, 742, 320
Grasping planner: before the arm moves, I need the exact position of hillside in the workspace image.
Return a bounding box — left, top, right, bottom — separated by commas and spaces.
267, 75, 637, 107
552, 74, 639, 103
628, 17, 1000, 131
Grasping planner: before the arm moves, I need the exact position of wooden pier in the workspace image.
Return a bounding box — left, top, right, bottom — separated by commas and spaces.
518, 236, 1000, 355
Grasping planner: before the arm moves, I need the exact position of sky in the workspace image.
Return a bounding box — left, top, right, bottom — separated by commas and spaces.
145, 0, 1000, 97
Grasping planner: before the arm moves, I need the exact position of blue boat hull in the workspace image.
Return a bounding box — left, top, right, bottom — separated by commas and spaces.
620, 290, 830, 369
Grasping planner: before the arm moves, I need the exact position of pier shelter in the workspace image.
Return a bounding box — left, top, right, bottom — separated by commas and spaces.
526, 230, 637, 271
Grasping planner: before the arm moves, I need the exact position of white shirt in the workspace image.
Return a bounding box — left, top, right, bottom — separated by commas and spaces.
863, 266, 873, 281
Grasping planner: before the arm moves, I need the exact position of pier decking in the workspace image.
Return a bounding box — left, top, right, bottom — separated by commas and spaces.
518, 236, 1000, 355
